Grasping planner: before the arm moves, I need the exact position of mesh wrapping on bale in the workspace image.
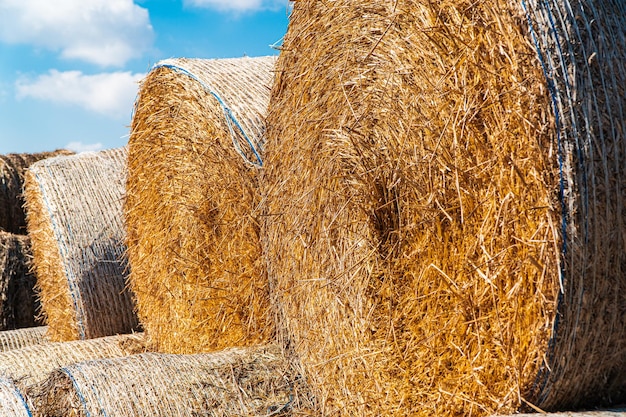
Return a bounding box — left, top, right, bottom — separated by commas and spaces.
24, 147, 139, 341
28, 344, 313, 417
0, 379, 32, 417
125, 56, 276, 354
0, 150, 73, 234
0, 231, 41, 330
0, 326, 48, 352
0, 333, 145, 387
263, 0, 626, 416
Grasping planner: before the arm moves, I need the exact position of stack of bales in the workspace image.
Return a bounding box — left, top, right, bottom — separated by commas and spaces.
24, 147, 139, 341
262, 0, 626, 416
125, 56, 276, 353
0, 150, 72, 330
0, 333, 146, 416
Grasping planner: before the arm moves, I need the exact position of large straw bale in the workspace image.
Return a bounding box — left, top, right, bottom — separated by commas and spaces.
0, 326, 48, 352
263, 0, 626, 416
125, 56, 276, 354
28, 344, 314, 417
24, 147, 139, 341
0, 231, 41, 330
0, 150, 73, 234
0, 332, 145, 387
0, 378, 32, 417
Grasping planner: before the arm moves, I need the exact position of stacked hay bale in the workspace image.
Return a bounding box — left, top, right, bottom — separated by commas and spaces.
1, 151, 73, 234
0, 326, 48, 352
0, 232, 40, 329
24, 148, 139, 341
262, 0, 626, 416
0, 150, 71, 330
28, 344, 313, 417
125, 56, 276, 353
0, 333, 146, 387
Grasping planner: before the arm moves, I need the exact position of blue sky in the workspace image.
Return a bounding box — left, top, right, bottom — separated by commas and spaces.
0, 0, 289, 154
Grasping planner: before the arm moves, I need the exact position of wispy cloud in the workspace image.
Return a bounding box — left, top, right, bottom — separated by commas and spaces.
0, 0, 153, 67
16, 70, 144, 119
65, 141, 104, 153
184, 0, 285, 13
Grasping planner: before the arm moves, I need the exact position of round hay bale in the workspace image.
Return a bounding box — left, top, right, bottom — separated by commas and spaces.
24, 147, 139, 342
0, 231, 41, 330
0, 378, 32, 417
125, 56, 276, 354
262, 0, 626, 416
27, 344, 314, 417
0, 150, 73, 235
0, 326, 48, 352
0, 332, 145, 387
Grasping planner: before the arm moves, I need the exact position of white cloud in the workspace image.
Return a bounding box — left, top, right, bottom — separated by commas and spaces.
0, 0, 153, 67
184, 0, 285, 12
65, 141, 104, 153
16, 70, 144, 119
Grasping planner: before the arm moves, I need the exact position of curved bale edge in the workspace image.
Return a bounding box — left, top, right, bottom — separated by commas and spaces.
0, 378, 32, 417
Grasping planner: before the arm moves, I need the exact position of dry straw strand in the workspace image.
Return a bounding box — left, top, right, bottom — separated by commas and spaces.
263, 0, 626, 416
0, 150, 73, 235
28, 344, 313, 417
125, 56, 276, 354
24, 147, 139, 341
0, 231, 41, 330
0, 326, 48, 352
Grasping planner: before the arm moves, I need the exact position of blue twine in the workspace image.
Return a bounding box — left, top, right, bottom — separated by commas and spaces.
36, 167, 86, 340
153, 63, 264, 167
521, 0, 568, 403
0, 379, 34, 417
61, 367, 93, 417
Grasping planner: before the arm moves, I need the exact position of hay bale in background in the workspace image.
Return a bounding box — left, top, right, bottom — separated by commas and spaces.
0, 231, 41, 330
0, 326, 48, 352
263, 0, 626, 416
0, 333, 145, 387
0, 150, 73, 235
28, 344, 313, 417
125, 56, 276, 353
0, 379, 32, 417
24, 148, 139, 341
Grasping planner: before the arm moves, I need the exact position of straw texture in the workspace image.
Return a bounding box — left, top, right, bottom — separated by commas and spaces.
0, 150, 73, 234
0, 333, 145, 387
0, 326, 48, 352
0, 378, 32, 417
0, 231, 41, 330
24, 147, 139, 341
125, 56, 276, 354
29, 344, 314, 417
263, 0, 626, 416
